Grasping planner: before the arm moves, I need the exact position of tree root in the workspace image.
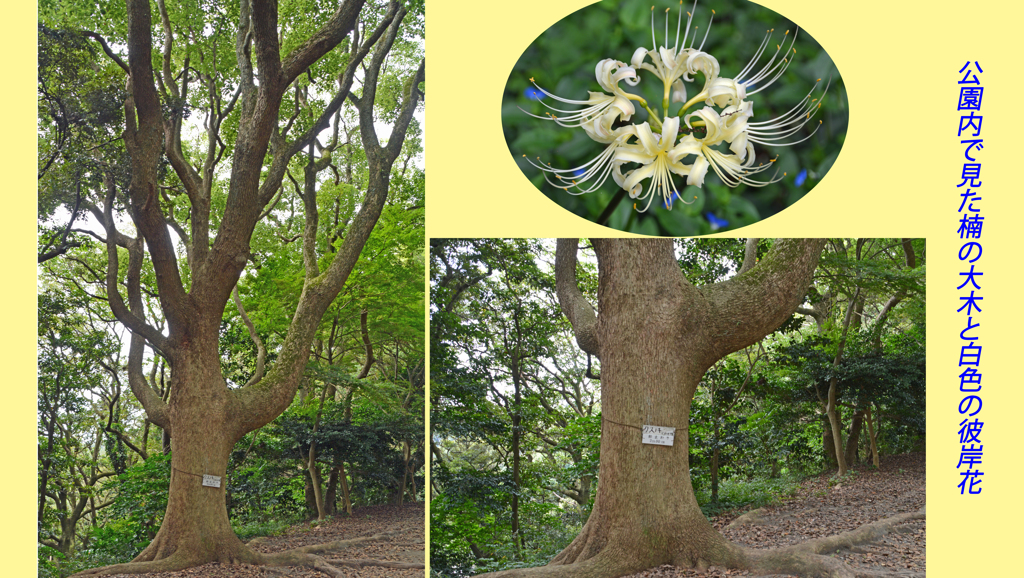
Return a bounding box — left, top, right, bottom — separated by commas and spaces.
262, 530, 424, 575
326, 557, 425, 569
265, 529, 402, 556
471, 508, 925, 578
726, 507, 768, 528
722, 507, 925, 578
475, 550, 650, 578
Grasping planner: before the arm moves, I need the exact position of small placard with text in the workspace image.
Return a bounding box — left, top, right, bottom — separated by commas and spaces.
642, 425, 675, 447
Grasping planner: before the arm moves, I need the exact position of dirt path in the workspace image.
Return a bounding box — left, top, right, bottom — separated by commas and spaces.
627, 453, 925, 577
98, 502, 425, 578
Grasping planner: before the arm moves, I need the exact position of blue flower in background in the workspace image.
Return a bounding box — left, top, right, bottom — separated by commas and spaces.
705, 212, 729, 231
524, 87, 545, 100
573, 168, 587, 178
663, 191, 683, 210
794, 169, 808, 187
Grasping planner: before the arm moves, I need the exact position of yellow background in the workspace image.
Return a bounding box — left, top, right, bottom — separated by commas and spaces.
5, 0, 1023, 575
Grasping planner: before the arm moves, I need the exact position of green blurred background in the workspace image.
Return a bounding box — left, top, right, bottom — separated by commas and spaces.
502, 0, 847, 236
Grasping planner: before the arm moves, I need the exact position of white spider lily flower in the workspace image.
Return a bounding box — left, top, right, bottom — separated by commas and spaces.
719, 100, 754, 159
629, 3, 721, 111
515, 0, 834, 216
596, 59, 641, 93
705, 77, 746, 108
733, 28, 800, 96
523, 125, 639, 195
671, 107, 780, 188
632, 45, 720, 87
521, 62, 639, 130
746, 78, 830, 147
612, 117, 696, 212
671, 79, 687, 103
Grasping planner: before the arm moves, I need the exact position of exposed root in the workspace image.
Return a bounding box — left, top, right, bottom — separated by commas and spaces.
326, 557, 425, 569
726, 507, 768, 528
266, 552, 349, 578
72, 528, 423, 576
263, 529, 402, 557
739, 507, 926, 578
263, 530, 424, 575
474, 550, 648, 578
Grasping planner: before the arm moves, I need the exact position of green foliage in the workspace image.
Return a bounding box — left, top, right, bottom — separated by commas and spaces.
695, 475, 802, 518
227, 431, 306, 524
431, 239, 600, 577
232, 518, 296, 542
89, 454, 171, 561
38, 543, 122, 578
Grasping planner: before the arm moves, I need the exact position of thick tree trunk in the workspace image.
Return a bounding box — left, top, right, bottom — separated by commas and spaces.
132, 362, 259, 569
549, 241, 738, 571
474, 239, 826, 578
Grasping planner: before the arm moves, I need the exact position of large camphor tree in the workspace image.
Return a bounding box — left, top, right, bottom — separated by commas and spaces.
474, 238, 924, 578
38, 0, 424, 574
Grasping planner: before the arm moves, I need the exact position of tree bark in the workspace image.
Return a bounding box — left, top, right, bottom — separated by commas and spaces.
865, 405, 880, 468
325, 464, 341, 516
338, 461, 353, 515
129, 349, 262, 569
844, 410, 864, 467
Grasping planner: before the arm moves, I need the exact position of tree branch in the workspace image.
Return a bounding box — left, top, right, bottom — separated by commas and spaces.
555, 239, 599, 357
699, 239, 825, 364
233, 287, 267, 387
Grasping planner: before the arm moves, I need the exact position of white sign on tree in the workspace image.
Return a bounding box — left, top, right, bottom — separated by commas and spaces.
642, 425, 675, 446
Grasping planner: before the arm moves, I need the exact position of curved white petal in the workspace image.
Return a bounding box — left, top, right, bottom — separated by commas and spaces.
687, 154, 710, 187
671, 79, 688, 103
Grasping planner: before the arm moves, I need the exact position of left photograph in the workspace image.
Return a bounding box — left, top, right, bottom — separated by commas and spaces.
37, 0, 425, 576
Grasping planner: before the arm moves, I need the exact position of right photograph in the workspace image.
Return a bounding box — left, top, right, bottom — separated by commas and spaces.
429, 238, 925, 578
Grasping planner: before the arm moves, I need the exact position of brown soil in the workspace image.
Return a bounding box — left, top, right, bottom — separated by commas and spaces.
625, 453, 925, 577
97, 502, 425, 578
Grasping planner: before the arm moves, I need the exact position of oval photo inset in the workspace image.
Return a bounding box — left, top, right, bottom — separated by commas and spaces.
503, 0, 847, 235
